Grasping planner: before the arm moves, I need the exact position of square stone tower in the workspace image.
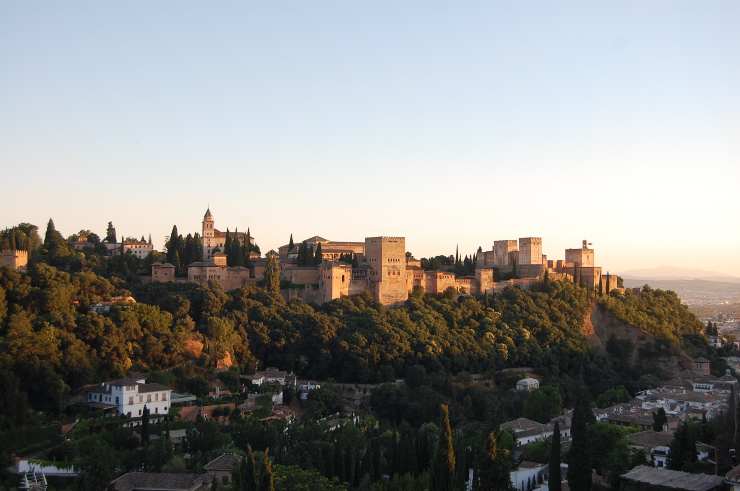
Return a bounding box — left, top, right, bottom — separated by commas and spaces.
493, 240, 518, 266
518, 237, 543, 265
565, 240, 595, 267
365, 236, 408, 305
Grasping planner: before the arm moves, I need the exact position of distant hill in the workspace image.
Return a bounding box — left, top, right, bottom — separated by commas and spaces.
621, 266, 740, 283
622, 277, 740, 306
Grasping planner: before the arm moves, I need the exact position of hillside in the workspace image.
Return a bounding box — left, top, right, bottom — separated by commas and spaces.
0, 261, 713, 419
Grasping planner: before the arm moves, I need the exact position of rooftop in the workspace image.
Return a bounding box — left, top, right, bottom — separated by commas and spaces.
204, 453, 241, 472
110, 472, 207, 491
627, 430, 674, 449
621, 465, 725, 491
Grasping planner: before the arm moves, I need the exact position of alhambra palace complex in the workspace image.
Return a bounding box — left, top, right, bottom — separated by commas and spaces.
149, 209, 621, 305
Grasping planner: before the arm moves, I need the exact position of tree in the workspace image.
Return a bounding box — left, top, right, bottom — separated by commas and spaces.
288, 234, 294, 252
260, 449, 275, 491
431, 404, 455, 491
105, 221, 117, 243
567, 390, 594, 491
141, 405, 151, 445
236, 446, 258, 491
669, 421, 696, 471
314, 242, 323, 265
263, 254, 281, 295
523, 386, 562, 423
477, 431, 513, 490
652, 408, 667, 431
549, 422, 561, 491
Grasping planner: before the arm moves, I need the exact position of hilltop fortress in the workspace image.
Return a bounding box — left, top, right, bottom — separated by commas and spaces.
152, 209, 621, 305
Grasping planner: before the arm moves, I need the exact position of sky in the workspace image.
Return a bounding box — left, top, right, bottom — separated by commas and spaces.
1, 1, 739, 276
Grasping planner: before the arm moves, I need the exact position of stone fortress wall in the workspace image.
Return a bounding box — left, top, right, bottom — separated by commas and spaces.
151, 209, 621, 305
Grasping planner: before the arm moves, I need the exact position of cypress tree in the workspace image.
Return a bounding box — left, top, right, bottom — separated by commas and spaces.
567, 390, 594, 491
477, 431, 513, 490
141, 405, 150, 446
106, 221, 117, 243
238, 446, 257, 491
432, 404, 455, 491
652, 408, 667, 431
314, 242, 323, 265
259, 449, 274, 491
263, 254, 281, 295
730, 385, 737, 446
166, 225, 180, 264
232, 228, 244, 266
288, 234, 294, 251
224, 228, 232, 265
549, 422, 562, 491
669, 421, 696, 471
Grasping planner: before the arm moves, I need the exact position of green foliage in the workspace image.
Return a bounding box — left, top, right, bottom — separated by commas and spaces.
274, 464, 347, 490
567, 388, 594, 491
523, 386, 562, 423
431, 404, 455, 491
476, 431, 513, 490
263, 254, 281, 295
549, 423, 562, 491
669, 421, 698, 471
0, 223, 42, 251
599, 286, 705, 345
596, 385, 631, 408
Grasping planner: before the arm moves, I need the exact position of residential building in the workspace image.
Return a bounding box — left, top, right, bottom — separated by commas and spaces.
84, 377, 171, 418
516, 377, 540, 392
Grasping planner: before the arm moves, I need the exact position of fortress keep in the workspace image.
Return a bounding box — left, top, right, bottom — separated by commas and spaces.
151, 208, 621, 305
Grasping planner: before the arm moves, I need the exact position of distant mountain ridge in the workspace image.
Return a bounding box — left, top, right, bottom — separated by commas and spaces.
621, 266, 740, 284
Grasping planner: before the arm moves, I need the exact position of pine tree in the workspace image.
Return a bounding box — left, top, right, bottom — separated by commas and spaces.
477, 431, 513, 490
259, 449, 274, 491
549, 422, 562, 491
432, 404, 456, 491
567, 390, 594, 491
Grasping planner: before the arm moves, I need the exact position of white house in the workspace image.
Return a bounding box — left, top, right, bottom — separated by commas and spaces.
500, 416, 571, 448
510, 461, 547, 491
244, 368, 294, 387
85, 377, 172, 418
516, 377, 540, 392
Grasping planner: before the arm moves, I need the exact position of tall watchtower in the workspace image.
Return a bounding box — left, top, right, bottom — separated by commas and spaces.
202, 208, 215, 260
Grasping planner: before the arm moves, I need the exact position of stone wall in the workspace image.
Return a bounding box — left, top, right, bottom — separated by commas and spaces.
0, 249, 28, 271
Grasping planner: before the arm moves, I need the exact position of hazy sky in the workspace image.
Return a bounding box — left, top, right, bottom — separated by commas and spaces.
2, 1, 739, 275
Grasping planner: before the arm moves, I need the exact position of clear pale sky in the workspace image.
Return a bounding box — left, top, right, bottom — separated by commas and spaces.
2, 2, 739, 276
